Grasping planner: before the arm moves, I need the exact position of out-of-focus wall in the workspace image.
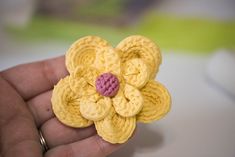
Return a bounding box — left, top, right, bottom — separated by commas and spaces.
155, 0, 235, 20
0, 0, 37, 27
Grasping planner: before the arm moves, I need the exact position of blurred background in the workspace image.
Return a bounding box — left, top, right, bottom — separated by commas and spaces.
0, 0, 235, 157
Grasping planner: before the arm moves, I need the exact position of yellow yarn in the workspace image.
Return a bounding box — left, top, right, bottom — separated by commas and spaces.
51, 35, 171, 144
93, 46, 121, 76
51, 76, 93, 128
80, 95, 112, 121
116, 35, 162, 79
123, 58, 150, 89
112, 84, 143, 117
66, 36, 109, 74
69, 66, 98, 96
95, 107, 136, 144
137, 80, 171, 123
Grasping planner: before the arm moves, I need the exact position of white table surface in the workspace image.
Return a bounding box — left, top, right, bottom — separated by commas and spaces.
1, 39, 235, 157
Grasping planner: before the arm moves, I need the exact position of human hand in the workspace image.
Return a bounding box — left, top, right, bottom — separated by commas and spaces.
0, 56, 123, 157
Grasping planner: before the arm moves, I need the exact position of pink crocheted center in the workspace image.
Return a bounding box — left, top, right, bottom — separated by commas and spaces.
95, 73, 119, 97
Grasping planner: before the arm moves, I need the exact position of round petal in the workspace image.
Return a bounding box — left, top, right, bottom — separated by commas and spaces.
51, 76, 93, 128
116, 35, 161, 78
93, 46, 121, 76
66, 36, 109, 74
137, 80, 171, 123
123, 58, 150, 89
69, 66, 99, 96
113, 84, 143, 117
79, 94, 112, 121
95, 107, 136, 144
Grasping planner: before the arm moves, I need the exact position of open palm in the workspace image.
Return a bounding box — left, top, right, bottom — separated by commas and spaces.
0, 56, 123, 157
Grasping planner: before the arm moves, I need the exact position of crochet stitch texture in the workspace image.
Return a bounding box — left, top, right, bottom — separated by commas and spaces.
51, 35, 171, 143
95, 73, 120, 97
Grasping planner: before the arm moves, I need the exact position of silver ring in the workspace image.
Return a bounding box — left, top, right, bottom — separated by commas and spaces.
39, 130, 49, 153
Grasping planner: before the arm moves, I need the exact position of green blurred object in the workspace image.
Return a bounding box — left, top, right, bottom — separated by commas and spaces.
136, 13, 235, 53
77, 0, 124, 18
7, 14, 235, 54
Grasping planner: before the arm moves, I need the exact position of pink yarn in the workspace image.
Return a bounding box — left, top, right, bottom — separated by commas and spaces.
95, 73, 119, 97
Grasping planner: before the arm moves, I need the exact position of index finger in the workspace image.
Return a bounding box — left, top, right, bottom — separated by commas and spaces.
0, 56, 68, 100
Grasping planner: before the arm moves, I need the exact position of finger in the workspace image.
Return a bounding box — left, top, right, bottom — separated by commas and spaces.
1, 56, 68, 100
27, 90, 54, 127
1, 116, 42, 157
40, 118, 96, 148
45, 135, 123, 157
0, 77, 42, 157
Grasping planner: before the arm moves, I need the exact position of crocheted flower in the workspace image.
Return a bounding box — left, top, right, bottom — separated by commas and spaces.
51, 35, 171, 144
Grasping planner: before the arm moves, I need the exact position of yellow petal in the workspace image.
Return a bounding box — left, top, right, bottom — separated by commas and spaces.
137, 80, 171, 123
123, 58, 150, 89
116, 35, 161, 78
93, 46, 121, 76
69, 66, 99, 96
95, 107, 136, 144
51, 76, 93, 128
66, 36, 109, 74
113, 84, 143, 117
79, 94, 112, 121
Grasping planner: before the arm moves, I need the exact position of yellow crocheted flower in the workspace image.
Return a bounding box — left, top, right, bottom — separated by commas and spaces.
51, 35, 171, 144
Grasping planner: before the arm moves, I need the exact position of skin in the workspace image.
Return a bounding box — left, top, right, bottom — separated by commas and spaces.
0, 56, 124, 157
